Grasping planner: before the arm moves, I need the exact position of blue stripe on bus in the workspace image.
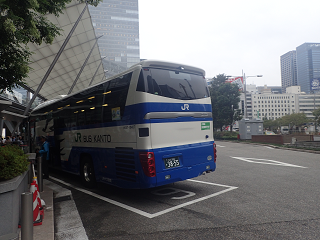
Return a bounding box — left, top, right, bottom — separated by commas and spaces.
126, 102, 212, 124
57, 102, 212, 134
128, 102, 212, 113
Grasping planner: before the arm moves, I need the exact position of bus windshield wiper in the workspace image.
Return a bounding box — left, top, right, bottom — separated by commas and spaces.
183, 79, 196, 99
179, 83, 191, 99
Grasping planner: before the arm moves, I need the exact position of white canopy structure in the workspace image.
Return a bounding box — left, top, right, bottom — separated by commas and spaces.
24, 0, 105, 114
1, 1, 105, 136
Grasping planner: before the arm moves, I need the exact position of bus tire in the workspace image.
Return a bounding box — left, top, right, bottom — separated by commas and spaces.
80, 156, 96, 188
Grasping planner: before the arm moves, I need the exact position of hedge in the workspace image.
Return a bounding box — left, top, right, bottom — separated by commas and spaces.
0, 145, 29, 181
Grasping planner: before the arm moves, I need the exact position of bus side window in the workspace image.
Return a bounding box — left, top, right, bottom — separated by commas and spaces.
85, 89, 103, 125
147, 76, 162, 95
102, 72, 132, 122
136, 71, 145, 92
77, 112, 86, 126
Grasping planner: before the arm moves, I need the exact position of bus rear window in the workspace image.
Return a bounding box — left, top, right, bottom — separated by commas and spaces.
137, 68, 209, 100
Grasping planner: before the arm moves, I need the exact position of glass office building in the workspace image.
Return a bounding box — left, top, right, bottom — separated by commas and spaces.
296, 43, 320, 93
89, 0, 140, 76
280, 50, 297, 93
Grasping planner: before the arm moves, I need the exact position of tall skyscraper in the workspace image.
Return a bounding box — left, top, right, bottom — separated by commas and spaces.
280, 51, 297, 93
296, 43, 320, 93
89, 0, 140, 77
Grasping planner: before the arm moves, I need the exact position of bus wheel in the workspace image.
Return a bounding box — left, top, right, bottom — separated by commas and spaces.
80, 157, 96, 188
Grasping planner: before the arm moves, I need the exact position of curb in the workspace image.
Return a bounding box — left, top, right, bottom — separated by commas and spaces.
44, 178, 89, 240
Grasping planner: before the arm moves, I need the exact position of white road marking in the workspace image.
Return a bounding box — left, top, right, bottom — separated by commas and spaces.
50, 177, 237, 218
216, 145, 225, 147
230, 156, 307, 168
264, 146, 275, 149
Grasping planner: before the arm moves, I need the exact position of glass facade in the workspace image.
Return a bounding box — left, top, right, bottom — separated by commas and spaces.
0, 86, 44, 109
296, 43, 320, 94
280, 50, 297, 93
89, 0, 140, 76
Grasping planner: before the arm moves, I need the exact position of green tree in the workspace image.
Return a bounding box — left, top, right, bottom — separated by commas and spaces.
0, 0, 102, 93
263, 118, 275, 130
263, 118, 282, 132
281, 113, 309, 129
313, 107, 320, 132
209, 74, 241, 131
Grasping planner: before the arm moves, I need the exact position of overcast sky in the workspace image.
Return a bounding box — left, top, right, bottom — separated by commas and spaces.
138, 0, 320, 86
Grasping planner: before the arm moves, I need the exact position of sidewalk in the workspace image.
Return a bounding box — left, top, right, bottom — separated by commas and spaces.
17, 177, 88, 240
45, 178, 88, 240
19, 182, 54, 240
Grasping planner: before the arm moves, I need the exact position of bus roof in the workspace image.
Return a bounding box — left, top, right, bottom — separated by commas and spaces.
32, 95, 67, 111
130, 60, 206, 76
31, 60, 206, 113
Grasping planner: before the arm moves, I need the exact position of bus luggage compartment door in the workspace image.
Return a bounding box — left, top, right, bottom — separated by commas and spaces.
150, 121, 214, 172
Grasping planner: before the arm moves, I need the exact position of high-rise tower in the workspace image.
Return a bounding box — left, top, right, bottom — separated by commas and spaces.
296, 43, 320, 93
280, 51, 297, 93
89, 0, 140, 77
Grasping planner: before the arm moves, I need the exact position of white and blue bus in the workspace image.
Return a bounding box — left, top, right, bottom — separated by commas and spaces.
28, 60, 217, 188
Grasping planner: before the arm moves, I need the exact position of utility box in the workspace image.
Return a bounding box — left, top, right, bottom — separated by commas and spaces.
239, 119, 263, 140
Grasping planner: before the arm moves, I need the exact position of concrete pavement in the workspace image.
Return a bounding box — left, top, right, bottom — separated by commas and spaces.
44, 179, 88, 240
17, 178, 86, 240
18, 181, 54, 240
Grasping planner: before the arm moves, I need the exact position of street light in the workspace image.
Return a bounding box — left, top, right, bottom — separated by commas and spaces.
243, 73, 263, 119
226, 73, 263, 119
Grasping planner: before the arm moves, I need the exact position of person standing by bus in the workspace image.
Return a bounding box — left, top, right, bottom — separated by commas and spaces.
37, 136, 50, 179
5, 136, 12, 145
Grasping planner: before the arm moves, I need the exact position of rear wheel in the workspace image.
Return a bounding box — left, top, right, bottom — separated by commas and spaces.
80, 157, 96, 188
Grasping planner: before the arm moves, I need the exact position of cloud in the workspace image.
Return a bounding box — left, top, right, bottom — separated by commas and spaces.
139, 0, 320, 85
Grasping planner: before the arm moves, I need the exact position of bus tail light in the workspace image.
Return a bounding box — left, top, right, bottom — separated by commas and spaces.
213, 143, 217, 163
139, 152, 156, 177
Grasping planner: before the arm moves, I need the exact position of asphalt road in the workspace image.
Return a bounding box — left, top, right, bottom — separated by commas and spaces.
51, 141, 320, 240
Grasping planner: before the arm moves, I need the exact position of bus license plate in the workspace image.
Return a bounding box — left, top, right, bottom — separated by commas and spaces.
164, 157, 180, 169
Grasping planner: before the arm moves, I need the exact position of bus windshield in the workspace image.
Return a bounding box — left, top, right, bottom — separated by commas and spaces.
137, 68, 209, 100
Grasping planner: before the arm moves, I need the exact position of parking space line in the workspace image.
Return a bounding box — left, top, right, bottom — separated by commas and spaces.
150, 185, 238, 218
230, 156, 307, 168
187, 179, 236, 188
264, 146, 275, 149
50, 177, 238, 219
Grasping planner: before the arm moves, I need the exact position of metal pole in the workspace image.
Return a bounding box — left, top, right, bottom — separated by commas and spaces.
28, 163, 32, 184
0, 118, 4, 137
243, 71, 247, 119
88, 57, 105, 87
37, 156, 43, 192
21, 192, 33, 240
314, 91, 316, 133
68, 36, 102, 94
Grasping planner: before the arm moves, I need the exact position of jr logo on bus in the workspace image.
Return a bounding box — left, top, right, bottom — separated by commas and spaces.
181, 104, 189, 110
75, 133, 81, 142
